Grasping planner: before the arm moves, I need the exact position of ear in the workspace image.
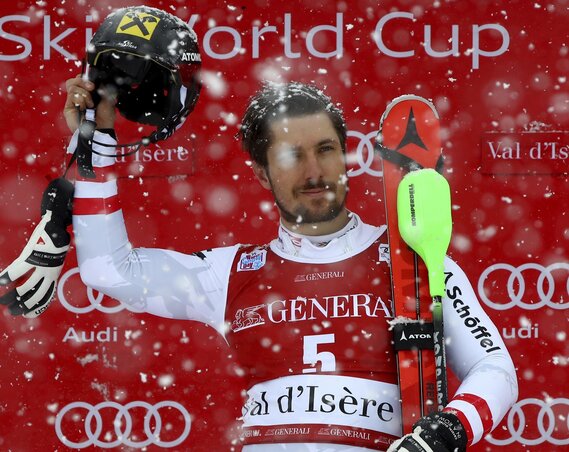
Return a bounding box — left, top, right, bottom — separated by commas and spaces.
252, 162, 272, 190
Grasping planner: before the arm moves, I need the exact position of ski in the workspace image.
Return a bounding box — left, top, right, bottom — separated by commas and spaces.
376, 95, 447, 434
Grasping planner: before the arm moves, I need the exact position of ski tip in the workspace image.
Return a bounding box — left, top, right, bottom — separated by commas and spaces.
376, 94, 442, 171
380, 95, 439, 130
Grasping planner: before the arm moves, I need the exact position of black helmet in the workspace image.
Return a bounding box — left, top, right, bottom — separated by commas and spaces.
86, 6, 201, 142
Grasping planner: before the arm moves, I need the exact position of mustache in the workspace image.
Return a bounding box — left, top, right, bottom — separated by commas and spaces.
298, 180, 335, 191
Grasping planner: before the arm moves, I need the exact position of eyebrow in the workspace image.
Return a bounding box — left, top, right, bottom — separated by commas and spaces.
316, 138, 338, 146
294, 138, 338, 151
275, 137, 339, 153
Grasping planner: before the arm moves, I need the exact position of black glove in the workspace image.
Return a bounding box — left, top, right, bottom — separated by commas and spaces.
388, 412, 468, 452
0, 178, 74, 317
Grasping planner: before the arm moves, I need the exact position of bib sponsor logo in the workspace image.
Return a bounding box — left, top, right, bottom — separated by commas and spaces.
237, 249, 267, 272
116, 11, 160, 40
231, 304, 266, 332
294, 271, 345, 283
265, 427, 310, 436
379, 243, 390, 263
244, 385, 395, 421
268, 294, 393, 323
242, 429, 261, 438
230, 293, 393, 332
242, 375, 402, 438
318, 427, 372, 441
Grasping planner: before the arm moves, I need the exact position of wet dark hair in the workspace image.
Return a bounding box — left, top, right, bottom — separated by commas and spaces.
239, 82, 347, 167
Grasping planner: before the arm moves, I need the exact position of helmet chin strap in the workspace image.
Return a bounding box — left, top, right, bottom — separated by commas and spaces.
77, 108, 97, 178
62, 64, 100, 179
64, 94, 155, 179
63, 107, 97, 179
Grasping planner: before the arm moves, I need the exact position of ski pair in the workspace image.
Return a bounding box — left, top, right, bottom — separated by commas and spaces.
377, 95, 453, 434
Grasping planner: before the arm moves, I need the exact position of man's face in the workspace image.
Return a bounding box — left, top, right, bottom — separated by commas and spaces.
254, 112, 348, 225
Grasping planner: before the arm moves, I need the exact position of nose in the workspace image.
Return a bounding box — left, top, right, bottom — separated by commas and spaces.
303, 151, 323, 183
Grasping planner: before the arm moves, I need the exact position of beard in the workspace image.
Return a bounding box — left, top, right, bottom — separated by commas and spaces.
270, 178, 348, 225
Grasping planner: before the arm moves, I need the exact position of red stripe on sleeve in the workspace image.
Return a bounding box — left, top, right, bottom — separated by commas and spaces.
452, 393, 494, 434
444, 392, 495, 445
73, 195, 121, 215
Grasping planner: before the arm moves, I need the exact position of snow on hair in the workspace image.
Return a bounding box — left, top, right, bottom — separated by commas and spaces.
239, 81, 346, 167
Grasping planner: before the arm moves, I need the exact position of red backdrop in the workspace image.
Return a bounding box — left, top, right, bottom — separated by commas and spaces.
0, 0, 567, 450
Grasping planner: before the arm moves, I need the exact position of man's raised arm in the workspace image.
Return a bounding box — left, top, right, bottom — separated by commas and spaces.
66, 76, 237, 335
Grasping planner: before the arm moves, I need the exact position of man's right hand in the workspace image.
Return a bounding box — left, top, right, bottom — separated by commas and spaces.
64, 76, 116, 132
387, 412, 467, 452
0, 178, 74, 318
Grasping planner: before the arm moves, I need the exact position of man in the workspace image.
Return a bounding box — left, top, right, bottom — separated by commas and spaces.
65, 76, 518, 451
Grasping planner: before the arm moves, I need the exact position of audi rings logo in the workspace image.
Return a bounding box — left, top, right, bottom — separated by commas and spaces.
57, 267, 143, 314
55, 400, 191, 448
477, 262, 569, 310
346, 130, 383, 178
486, 397, 569, 446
